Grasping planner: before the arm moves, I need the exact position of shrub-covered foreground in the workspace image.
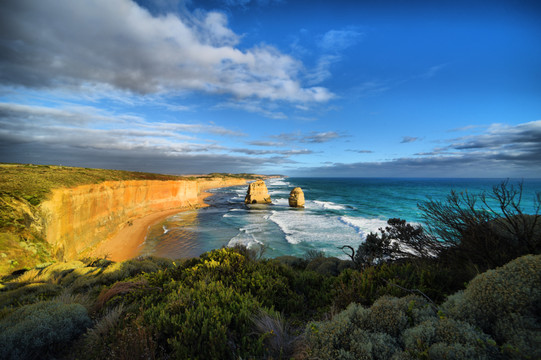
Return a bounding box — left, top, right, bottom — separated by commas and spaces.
0, 249, 539, 359
307, 255, 541, 359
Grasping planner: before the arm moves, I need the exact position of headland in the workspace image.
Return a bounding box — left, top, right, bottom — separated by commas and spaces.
0, 163, 275, 275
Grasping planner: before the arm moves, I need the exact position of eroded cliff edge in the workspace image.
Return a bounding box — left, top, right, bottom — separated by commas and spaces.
39, 178, 247, 261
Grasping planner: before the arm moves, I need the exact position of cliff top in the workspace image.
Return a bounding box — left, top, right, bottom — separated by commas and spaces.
0, 163, 279, 206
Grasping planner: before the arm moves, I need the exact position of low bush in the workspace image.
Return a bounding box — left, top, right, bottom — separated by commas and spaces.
0, 282, 62, 308
305, 296, 430, 359
144, 279, 264, 359
0, 301, 91, 360
305, 295, 499, 360
274, 255, 308, 270
402, 318, 499, 359
332, 261, 457, 309
442, 254, 541, 359
306, 256, 352, 276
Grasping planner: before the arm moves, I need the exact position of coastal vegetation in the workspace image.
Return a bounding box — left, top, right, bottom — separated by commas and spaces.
0, 164, 539, 359
0, 248, 538, 359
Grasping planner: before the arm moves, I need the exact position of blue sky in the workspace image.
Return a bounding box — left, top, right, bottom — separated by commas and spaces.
1, 0, 540, 177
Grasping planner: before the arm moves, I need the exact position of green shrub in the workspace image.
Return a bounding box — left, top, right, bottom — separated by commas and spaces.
0, 282, 62, 308
144, 279, 264, 359
306, 256, 352, 276
65, 256, 173, 294
274, 255, 308, 270
305, 294, 504, 360
442, 254, 541, 358
306, 296, 434, 359
148, 248, 334, 321
306, 302, 402, 359
0, 301, 91, 359
402, 318, 499, 359
109, 314, 159, 360
333, 262, 455, 309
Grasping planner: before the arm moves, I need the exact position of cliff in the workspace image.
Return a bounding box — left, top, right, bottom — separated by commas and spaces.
40, 177, 247, 261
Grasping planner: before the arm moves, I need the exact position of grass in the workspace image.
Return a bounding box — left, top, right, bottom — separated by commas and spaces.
0, 163, 186, 206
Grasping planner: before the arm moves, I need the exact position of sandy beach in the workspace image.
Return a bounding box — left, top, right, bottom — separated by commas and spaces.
90, 191, 213, 261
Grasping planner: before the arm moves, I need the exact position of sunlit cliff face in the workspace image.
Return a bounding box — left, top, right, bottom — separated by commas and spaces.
40, 178, 247, 260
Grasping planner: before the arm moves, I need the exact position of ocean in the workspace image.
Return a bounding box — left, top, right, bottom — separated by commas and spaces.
139, 178, 541, 260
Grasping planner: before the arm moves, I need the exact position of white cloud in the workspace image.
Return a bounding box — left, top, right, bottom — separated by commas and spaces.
318, 29, 364, 53
306, 28, 363, 85
0, 102, 245, 155
0, 0, 332, 103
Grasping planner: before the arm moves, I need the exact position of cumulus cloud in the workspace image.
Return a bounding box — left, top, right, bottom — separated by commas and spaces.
0, 0, 332, 103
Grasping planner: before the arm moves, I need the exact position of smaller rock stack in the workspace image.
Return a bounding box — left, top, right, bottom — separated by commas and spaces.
245, 180, 272, 204
288, 187, 305, 208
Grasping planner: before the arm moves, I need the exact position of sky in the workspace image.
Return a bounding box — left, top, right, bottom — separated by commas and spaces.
1, 0, 540, 177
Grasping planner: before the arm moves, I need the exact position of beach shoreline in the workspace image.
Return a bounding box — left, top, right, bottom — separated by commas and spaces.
89, 191, 214, 261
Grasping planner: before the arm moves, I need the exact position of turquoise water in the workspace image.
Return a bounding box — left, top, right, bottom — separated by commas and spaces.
140, 178, 541, 260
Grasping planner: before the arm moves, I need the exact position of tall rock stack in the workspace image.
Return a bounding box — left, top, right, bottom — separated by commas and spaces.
244, 180, 272, 204
288, 187, 305, 208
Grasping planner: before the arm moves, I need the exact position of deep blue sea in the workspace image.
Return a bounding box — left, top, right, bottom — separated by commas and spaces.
139, 178, 541, 260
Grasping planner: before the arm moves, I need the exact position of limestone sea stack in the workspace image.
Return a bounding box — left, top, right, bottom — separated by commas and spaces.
245, 180, 272, 204
288, 187, 305, 208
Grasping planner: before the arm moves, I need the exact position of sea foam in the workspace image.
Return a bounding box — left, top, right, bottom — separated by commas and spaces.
312, 200, 347, 210
269, 209, 364, 246
338, 216, 387, 237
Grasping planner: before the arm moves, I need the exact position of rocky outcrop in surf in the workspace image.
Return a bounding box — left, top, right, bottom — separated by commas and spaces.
288, 187, 305, 208
244, 180, 272, 204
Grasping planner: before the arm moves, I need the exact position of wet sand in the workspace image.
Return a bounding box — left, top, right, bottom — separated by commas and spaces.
90, 192, 213, 261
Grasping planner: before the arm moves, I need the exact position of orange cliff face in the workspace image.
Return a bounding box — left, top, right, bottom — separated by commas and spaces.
39, 178, 247, 260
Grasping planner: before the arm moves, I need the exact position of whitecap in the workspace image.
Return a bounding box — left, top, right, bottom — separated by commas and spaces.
312, 200, 347, 210
268, 190, 290, 196
268, 210, 363, 246
223, 209, 245, 217
227, 224, 265, 249
338, 216, 388, 236
227, 236, 263, 249
267, 178, 290, 186
272, 198, 289, 207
